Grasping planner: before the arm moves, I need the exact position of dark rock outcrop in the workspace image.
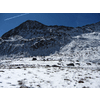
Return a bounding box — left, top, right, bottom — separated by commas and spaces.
32, 58, 37, 61
67, 63, 74, 66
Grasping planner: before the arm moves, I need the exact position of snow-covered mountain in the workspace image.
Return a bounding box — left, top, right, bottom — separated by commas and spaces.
0, 20, 72, 57
0, 20, 100, 57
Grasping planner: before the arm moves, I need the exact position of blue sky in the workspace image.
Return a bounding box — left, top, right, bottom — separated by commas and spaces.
0, 13, 100, 37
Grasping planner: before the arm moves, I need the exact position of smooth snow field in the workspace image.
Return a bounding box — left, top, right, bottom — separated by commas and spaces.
0, 57, 100, 88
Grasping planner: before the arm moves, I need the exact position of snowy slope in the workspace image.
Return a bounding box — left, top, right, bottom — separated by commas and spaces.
58, 32, 100, 64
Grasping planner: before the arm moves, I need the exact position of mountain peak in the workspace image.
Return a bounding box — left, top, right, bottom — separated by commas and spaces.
21, 20, 45, 26
1, 20, 47, 39
16, 20, 47, 30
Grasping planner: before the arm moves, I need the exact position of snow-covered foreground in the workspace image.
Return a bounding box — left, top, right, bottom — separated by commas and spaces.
0, 58, 100, 88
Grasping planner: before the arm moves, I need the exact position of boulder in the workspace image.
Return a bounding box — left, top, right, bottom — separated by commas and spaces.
86, 63, 91, 65
0, 70, 5, 72
52, 65, 61, 67
20, 85, 30, 88
76, 63, 80, 65
67, 63, 74, 66
43, 59, 46, 61
46, 65, 51, 67
78, 80, 84, 83
32, 57, 37, 61
98, 63, 100, 65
